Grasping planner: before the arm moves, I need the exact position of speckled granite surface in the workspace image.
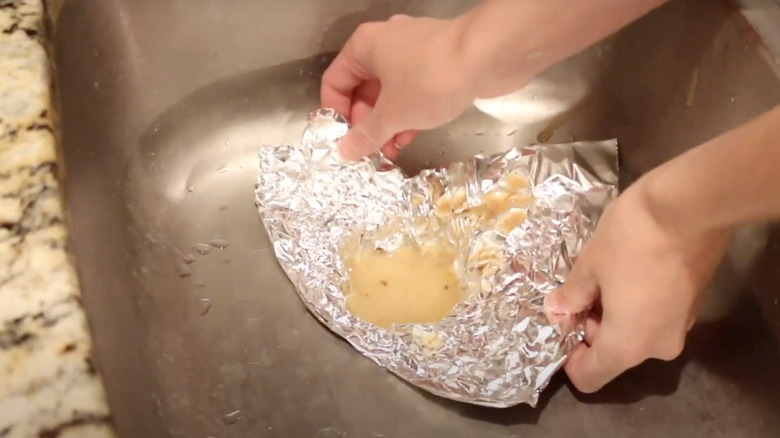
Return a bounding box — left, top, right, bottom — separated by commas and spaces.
0, 1, 115, 437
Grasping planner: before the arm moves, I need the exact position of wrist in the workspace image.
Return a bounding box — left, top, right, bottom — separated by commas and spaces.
633, 166, 735, 240
449, 3, 551, 99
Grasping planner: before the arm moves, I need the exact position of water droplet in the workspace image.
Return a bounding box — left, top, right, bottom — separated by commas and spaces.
506, 129, 518, 136
154, 89, 160, 95
730, 96, 736, 103
139, 266, 150, 275
194, 280, 206, 288
423, 160, 431, 167
187, 186, 195, 193
209, 238, 228, 249
222, 410, 241, 425
474, 129, 486, 136
437, 150, 444, 156
182, 254, 197, 264
446, 130, 452, 137
216, 165, 229, 174
199, 298, 212, 315
93, 81, 100, 89
194, 244, 212, 255
532, 95, 540, 101
176, 263, 191, 278
224, 138, 231, 146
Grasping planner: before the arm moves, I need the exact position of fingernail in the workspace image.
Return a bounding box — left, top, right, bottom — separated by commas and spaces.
544, 292, 565, 314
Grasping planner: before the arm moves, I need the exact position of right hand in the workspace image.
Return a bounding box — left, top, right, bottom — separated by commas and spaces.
544, 177, 731, 393
320, 15, 481, 161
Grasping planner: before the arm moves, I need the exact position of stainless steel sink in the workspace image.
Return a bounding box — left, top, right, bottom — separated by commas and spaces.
52, 0, 780, 437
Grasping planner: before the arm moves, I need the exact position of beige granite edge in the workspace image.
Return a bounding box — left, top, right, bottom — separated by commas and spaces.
0, 1, 116, 437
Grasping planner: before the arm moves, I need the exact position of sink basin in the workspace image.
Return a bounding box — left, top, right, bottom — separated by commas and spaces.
52, 0, 780, 437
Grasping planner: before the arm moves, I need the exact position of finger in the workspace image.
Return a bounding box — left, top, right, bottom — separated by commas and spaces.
564, 339, 626, 393
395, 129, 419, 147
339, 98, 399, 160
380, 143, 401, 161
350, 98, 374, 126
320, 25, 377, 118
583, 312, 601, 346
544, 256, 599, 319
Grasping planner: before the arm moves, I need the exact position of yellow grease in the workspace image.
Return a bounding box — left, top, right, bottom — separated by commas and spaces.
344, 246, 461, 328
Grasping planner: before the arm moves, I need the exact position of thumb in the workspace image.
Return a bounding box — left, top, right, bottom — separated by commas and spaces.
339, 102, 399, 161
544, 255, 600, 323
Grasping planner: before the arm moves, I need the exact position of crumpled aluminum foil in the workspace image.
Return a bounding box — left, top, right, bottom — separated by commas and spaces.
255, 108, 618, 407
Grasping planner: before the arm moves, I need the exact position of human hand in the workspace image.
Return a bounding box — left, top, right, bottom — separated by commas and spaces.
320, 15, 483, 161
544, 178, 732, 393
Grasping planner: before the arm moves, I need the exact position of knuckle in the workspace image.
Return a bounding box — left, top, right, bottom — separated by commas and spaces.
654, 336, 686, 361
388, 13, 410, 22
569, 374, 601, 394
353, 22, 377, 40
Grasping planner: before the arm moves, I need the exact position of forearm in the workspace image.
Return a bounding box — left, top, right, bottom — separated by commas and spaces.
643, 105, 780, 234
453, 0, 669, 98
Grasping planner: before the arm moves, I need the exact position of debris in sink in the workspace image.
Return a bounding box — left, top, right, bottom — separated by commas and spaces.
176, 262, 192, 278
221, 410, 241, 426
209, 238, 229, 249
255, 108, 618, 408
536, 118, 563, 143
187, 185, 195, 193
686, 66, 700, 107
194, 243, 212, 255
199, 298, 212, 315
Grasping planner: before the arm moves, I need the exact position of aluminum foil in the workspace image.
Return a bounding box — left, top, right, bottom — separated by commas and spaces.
255, 108, 618, 407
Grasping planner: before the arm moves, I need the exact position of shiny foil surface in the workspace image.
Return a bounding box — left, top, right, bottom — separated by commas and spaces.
255, 109, 618, 407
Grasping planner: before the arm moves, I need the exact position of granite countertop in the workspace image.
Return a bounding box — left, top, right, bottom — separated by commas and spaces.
0, 0, 115, 437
